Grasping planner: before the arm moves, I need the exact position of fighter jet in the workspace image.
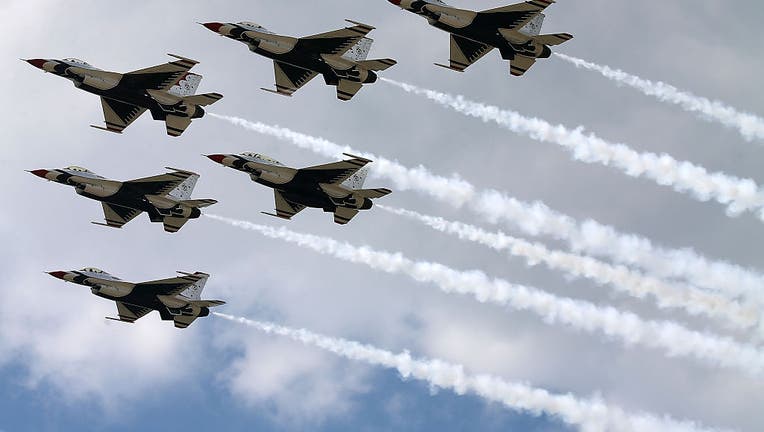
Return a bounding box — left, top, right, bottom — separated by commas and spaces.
23, 54, 223, 136
201, 20, 396, 101
387, 0, 572, 76
206, 153, 391, 225
28, 166, 216, 233
47, 268, 224, 328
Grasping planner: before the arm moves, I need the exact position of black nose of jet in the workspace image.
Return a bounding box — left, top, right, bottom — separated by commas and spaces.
25, 59, 48, 69
201, 22, 224, 33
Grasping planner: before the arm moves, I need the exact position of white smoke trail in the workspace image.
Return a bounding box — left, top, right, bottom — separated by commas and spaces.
207, 113, 475, 205
207, 214, 764, 377
555, 53, 764, 143
217, 313, 721, 432
380, 78, 764, 219
378, 205, 758, 331
208, 113, 764, 306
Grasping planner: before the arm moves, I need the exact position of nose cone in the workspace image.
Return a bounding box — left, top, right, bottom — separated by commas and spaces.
206, 154, 227, 164
47, 271, 68, 280
388, 0, 402, 4
202, 22, 224, 33
25, 58, 48, 69
28, 169, 50, 179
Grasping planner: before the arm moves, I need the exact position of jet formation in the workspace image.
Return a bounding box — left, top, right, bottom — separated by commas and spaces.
29, 166, 216, 233
206, 153, 391, 225
388, 0, 572, 76
201, 20, 396, 100
27, 1, 574, 328
48, 268, 225, 328
24, 54, 222, 136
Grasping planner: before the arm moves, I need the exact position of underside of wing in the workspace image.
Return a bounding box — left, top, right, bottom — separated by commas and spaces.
124, 170, 197, 196
266, 61, 319, 97
510, 55, 537, 76
270, 190, 306, 220
333, 207, 359, 225
476, 0, 554, 29
295, 157, 370, 185
97, 97, 146, 133
441, 35, 493, 72
122, 54, 199, 91
114, 302, 153, 323
100, 203, 142, 228
297, 21, 375, 56
336, 79, 363, 101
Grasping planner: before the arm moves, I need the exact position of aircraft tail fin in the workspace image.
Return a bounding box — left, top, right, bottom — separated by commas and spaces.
518, 13, 545, 37
178, 271, 210, 300
342, 37, 373, 61
341, 165, 370, 190
356, 58, 397, 71
169, 72, 203, 97
166, 171, 199, 200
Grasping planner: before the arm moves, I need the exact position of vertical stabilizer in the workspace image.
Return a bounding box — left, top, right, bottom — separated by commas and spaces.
167, 173, 199, 200
169, 72, 202, 97
342, 37, 373, 62
518, 13, 545, 37
179, 272, 209, 300
341, 165, 370, 190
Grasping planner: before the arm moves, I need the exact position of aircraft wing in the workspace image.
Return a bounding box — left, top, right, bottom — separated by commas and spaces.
124, 169, 198, 196
476, 0, 555, 29
112, 302, 153, 323
438, 35, 493, 72
133, 272, 209, 297
294, 156, 370, 185
266, 190, 306, 220
296, 20, 375, 56
95, 97, 147, 134
121, 54, 199, 91
99, 203, 142, 228
264, 61, 319, 97
510, 55, 537, 76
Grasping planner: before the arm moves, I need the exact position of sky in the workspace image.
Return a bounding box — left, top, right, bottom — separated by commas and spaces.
1, 0, 764, 431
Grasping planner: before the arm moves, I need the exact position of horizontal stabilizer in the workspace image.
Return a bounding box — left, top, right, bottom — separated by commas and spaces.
434, 63, 465, 73
90, 124, 123, 134
261, 87, 293, 97
183, 92, 223, 106
355, 188, 392, 199
261, 211, 292, 220
535, 33, 573, 46
105, 316, 135, 324
181, 199, 217, 208
356, 58, 397, 71
188, 299, 226, 308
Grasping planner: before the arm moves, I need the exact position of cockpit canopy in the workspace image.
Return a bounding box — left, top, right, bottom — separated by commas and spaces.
241, 152, 282, 166
81, 267, 106, 273
61, 58, 99, 70
66, 166, 93, 173
79, 267, 120, 280
236, 21, 273, 34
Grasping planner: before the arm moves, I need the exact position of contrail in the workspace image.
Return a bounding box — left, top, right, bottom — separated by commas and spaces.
209, 113, 764, 306
217, 313, 722, 432
380, 78, 764, 220
555, 53, 764, 143
207, 214, 764, 377
207, 113, 475, 206
378, 205, 758, 331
